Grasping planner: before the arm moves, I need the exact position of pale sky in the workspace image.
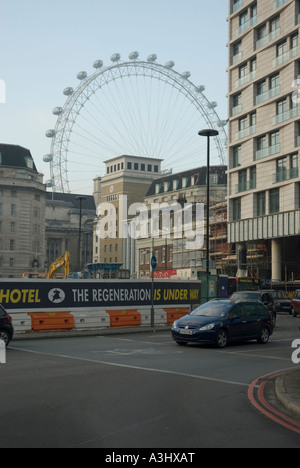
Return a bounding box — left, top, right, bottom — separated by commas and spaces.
0, 0, 229, 194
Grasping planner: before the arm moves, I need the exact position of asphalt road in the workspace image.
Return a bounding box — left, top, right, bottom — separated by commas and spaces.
1, 314, 300, 448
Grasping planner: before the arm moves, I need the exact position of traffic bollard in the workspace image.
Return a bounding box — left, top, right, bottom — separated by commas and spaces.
0, 339, 6, 364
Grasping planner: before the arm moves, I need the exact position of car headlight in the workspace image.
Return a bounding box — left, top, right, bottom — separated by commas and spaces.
172, 321, 178, 329
199, 323, 215, 331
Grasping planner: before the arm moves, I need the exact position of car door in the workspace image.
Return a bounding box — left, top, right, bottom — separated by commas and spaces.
241, 302, 261, 338
227, 304, 244, 341
294, 291, 300, 314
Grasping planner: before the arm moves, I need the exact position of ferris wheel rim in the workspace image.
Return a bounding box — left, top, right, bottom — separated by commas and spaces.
45, 53, 227, 193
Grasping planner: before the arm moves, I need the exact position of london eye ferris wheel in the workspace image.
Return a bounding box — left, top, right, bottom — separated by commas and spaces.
44, 52, 227, 193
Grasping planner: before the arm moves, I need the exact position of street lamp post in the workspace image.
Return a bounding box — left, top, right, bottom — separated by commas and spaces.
75, 196, 86, 272
198, 129, 219, 302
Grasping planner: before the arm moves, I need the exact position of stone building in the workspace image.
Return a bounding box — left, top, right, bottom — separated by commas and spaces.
93, 155, 162, 272
0, 144, 46, 277
46, 192, 96, 273
136, 165, 227, 279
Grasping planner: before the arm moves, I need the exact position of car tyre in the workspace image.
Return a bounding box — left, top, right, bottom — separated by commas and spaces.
292, 307, 298, 318
216, 329, 228, 348
0, 330, 10, 347
257, 327, 269, 345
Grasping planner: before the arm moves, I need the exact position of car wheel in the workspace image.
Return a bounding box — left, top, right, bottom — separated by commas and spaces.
292, 307, 298, 318
0, 330, 10, 347
257, 327, 269, 345
216, 329, 228, 348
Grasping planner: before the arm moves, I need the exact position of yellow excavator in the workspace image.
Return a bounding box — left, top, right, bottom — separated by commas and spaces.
47, 251, 70, 279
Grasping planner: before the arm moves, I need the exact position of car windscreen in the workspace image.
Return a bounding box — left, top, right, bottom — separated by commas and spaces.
231, 292, 260, 301
191, 301, 231, 317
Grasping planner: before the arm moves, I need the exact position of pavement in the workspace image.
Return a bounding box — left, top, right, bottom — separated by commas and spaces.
12, 325, 300, 420
275, 368, 300, 418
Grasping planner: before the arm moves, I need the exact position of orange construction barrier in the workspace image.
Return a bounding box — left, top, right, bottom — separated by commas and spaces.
164, 307, 190, 325
107, 309, 141, 328
28, 312, 75, 331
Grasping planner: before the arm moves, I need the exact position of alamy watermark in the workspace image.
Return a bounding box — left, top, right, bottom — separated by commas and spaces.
292, 79, 300, 105
0, 79, 6, 104
292, 339, 300, 365
96, 195, 205, 250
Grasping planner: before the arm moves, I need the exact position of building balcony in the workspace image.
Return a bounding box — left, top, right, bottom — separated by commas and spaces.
273, 167, 299, 184
255, 85, 280, 105
236, 16, 257, 36
235, 179, 256, 194
255, 27, 281, 50
273, 46, 299, 68
273, 106, 298, 125
235, 124, 256, 141
255, 143, 280, 161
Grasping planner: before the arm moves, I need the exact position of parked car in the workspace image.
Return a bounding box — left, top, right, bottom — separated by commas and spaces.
171, 299, 274, 348
266, 290, 291, 314
0, 304, 14, 346
291, 290, 300, 317
230, 290, 276, 326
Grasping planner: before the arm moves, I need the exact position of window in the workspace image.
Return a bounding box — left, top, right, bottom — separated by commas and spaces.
127, 162, 132, 170
134, 163, 139, 170
10, 240, 14, 251
277, 40, 287, 58
232, 146, 241, 168
232, 41, 242, 64
239, 116, 247, 131
276, 98, 287, 116
257, 192, 266, 216
269, 130, 280, 153
232, 198, 241, 221
257, 135, 266, 151
147, 164, 152, 172
269, 188, 280, 214
250, 166, 256, 189
238, 169, 247, 192
10, 205, 16, 216
243, 303, 258, 318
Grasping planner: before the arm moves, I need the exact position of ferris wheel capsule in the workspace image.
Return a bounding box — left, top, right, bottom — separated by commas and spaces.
182, 71, 191, 79
208, 101, 218, 108
196, 85, 205, 92
111, 53, 121, 62
129, 51, 139, 60
77, 71, 87, 80
43, 154, 53, 163
93, 60, 103, 69
53, 107, 63, 116
63, 87, 74, 96
46, 129, 56, 138
147, 54, 157, 63
165, 61, 175, 69
45, 179, 54, 188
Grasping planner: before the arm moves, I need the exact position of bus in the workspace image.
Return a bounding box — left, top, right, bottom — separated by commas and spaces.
219, 276, 262, 297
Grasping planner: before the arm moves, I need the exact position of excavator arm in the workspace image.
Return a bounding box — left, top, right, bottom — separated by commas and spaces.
47, 251, 70, 279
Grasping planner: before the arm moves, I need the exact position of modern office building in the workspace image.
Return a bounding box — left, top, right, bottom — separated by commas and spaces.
227, 0, 300, 280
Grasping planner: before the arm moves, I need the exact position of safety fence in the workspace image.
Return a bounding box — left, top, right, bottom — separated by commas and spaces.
11, 306, 191, 333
